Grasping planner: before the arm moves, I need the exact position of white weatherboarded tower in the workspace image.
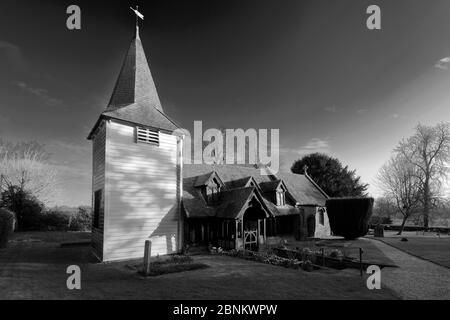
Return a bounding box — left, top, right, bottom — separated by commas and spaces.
87, 14, 183, 262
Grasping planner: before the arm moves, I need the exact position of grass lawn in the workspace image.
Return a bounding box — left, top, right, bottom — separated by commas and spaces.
0, 231, 400, 300
376, 237, 450, 268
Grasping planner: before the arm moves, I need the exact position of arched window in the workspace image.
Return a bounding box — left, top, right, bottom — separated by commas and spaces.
318, 208, 325, 226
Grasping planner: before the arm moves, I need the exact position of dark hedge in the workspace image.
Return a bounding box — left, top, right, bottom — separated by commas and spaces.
0, 209, 15, 248
326, 197, 374, 240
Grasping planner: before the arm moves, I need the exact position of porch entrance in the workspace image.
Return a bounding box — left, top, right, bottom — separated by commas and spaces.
242, 199, 267, 251
244, 219, 258, 251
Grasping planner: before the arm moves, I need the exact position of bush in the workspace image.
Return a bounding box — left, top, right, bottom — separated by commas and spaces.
326, 197, 374, 240
42, 210, 70, 231
0, 209, 15, 248
68, 206, 92, 232
1, 186, 45, 231
369, 216, 392, 226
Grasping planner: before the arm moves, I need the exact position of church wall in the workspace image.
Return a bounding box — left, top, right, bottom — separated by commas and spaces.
91, 122, 106, 261
103, 120, 180, 262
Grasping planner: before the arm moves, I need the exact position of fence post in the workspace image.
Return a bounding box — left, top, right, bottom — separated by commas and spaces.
143, 240, 152, 276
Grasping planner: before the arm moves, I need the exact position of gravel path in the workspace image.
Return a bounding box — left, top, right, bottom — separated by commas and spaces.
365, 238, 450, 300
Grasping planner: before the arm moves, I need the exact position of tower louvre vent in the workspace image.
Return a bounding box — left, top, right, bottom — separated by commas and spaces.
136, 127, 159, 146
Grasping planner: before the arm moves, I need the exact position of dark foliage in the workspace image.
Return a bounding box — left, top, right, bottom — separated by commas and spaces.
1, 186, 45, 231
1, 186, 91, 232
369, 216, 392, 226
326, 197, 374, 240
291, 153, 368, 197
41, 210, 70, 231
0, 209, 15, 248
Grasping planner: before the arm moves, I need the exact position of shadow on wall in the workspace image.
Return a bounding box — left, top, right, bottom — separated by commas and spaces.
104, 131, 179, 260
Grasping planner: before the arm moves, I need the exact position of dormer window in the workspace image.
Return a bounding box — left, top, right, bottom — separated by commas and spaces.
276, 190, 286, 206
136, 127, 159, 146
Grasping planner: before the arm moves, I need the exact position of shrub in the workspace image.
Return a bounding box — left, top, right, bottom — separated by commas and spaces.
369, 215, 392, 226
1, 186, 45, 231
329, 249, 344, 261
0, 209, 15, 248
42, 210, 70, 231
68, 206, 92, 232
326, 197, 374, 240
302, 260, 314, 272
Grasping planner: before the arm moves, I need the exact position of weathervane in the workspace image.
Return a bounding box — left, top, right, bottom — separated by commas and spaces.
130, 5, 145, 37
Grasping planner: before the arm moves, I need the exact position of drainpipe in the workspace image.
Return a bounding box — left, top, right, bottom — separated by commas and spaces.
177, 134, 185, 252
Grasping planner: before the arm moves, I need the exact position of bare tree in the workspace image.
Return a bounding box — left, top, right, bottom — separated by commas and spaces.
0, 139, 58, 204
372, 197, 397, 225
377, 154, 423, 235
395, 122, 450, 229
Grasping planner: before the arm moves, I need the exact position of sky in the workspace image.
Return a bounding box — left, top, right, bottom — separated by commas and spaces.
1, 0, 450, 206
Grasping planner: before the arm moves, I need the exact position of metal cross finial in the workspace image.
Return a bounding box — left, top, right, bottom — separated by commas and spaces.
130, 5, 145, 38
303, 165, 309, 175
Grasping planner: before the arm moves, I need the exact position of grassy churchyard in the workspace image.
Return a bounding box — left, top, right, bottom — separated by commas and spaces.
1, 230, 449, 300
372, 231, 450, 268
0, 231, 400, 300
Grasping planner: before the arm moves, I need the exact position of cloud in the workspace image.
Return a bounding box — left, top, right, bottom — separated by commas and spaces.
296, 138, 330, 155
391, 113, 400, 119
324, 105, 338, 113
12, 81, 63, 106
0, 40, 25, 72
356, 108, 368, 115
435, 57, 450, 70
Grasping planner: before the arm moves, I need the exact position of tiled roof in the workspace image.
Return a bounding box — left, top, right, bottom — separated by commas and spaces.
277, 172, 328, 206
259, 180, 283, 193
102, 101, 178, 133
182, 164, 328, 219
215, 187, 256, 219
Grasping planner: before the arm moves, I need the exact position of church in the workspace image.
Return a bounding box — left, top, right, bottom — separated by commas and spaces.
87, 22, 331, 262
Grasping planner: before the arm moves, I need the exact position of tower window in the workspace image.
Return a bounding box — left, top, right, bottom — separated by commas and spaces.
136, 127, 159, 146
93, 190, 102, 229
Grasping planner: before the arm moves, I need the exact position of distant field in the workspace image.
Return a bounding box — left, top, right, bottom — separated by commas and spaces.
378, 237, 450, 268
390, 218, 450, 228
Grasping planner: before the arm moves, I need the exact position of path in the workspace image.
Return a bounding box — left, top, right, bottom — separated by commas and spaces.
365, 238, 450, 300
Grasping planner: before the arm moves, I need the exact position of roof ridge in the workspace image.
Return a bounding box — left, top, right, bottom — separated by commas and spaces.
151, 103, 181, 129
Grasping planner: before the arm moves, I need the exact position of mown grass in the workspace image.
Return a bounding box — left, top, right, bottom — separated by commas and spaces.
378, 237, 450, 268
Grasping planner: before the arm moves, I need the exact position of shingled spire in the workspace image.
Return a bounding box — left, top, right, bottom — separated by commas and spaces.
107, 23, 163, 112
88, 21, 178, 139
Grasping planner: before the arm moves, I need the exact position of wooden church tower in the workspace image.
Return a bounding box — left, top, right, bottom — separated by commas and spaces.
87, 17, 183, 262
